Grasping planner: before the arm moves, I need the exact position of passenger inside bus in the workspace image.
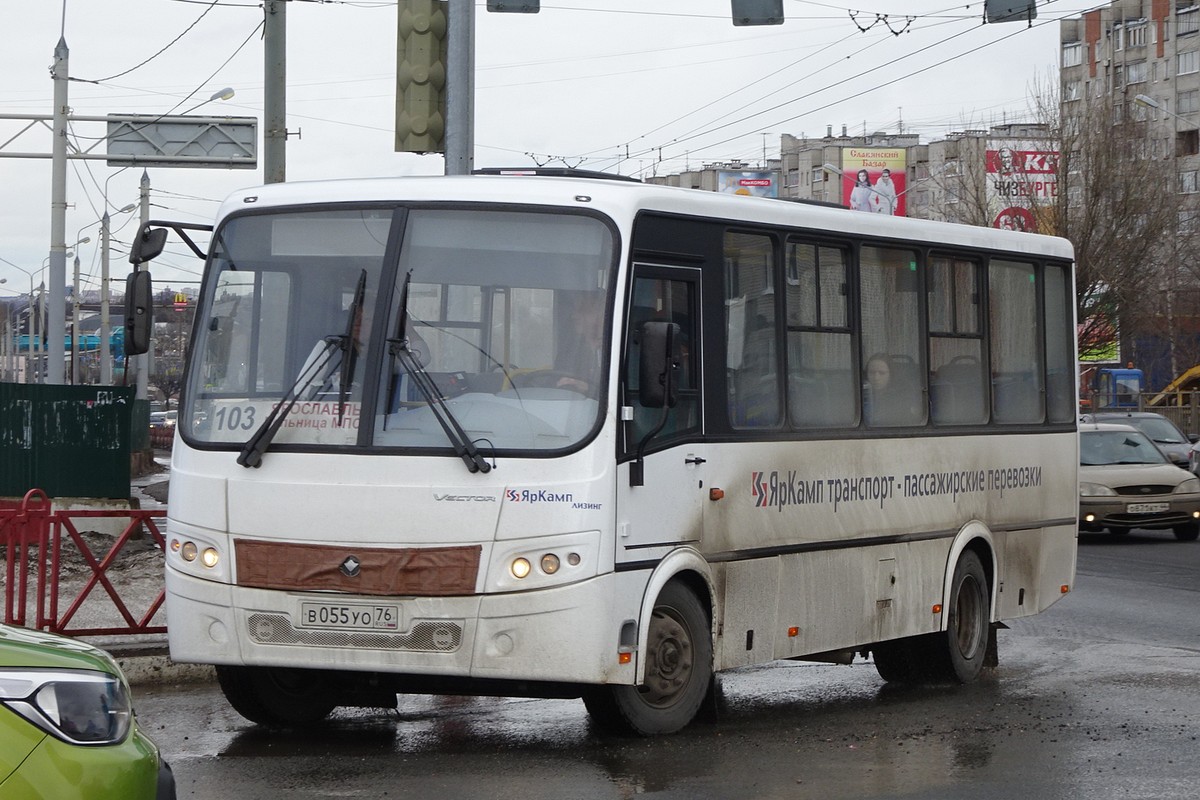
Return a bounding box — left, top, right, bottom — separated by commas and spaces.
863, 353, 921, 426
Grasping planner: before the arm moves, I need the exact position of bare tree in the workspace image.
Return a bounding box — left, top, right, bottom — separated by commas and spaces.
1027, 85, 1188, 375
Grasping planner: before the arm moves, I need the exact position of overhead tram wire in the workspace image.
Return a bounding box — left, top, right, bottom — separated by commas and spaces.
592, 0, 1072, 175
593, 13, 1015, 172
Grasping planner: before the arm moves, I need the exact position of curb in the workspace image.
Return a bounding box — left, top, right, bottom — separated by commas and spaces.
105, 640, 217, 686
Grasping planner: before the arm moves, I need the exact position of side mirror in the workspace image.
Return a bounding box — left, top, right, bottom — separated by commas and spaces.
638, 320, 680, 409
124, 270, 153, 356
130, 226, 168, 265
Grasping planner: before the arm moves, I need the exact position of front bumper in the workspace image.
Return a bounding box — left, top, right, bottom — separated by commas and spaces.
1079, 494, 1200, 531
165, 565, 639, 687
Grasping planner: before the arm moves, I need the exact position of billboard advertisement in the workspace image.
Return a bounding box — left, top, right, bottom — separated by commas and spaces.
986, 144, 1058, 232
840, 147, 907, 215
718, 171, 779, 198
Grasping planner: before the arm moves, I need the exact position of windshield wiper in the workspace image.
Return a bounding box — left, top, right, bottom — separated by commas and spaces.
237, 276, 367, 468
385, 270, 491, 474
337, 270, 368, 424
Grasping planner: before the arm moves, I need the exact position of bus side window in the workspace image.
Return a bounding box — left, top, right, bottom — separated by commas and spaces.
725, 232, 781, 429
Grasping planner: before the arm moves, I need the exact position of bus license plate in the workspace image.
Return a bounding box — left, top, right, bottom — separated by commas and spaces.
299, 603, 400, 631
1126, 502, 1169, 514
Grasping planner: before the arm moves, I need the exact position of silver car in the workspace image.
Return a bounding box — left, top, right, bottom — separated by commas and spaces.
1079, 423, 1200, 541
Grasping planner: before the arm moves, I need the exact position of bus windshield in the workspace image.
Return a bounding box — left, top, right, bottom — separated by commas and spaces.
184, 206, 616, 456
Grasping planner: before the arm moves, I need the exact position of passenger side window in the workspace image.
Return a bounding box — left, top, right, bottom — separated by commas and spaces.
860, 246, 925, 427
990, 259, 1045, 423
785, 241, 856, 428
725, 232, 781, 429
928, 255, 986, 425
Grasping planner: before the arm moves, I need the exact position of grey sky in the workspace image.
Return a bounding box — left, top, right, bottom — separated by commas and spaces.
0, 0, 1081, 291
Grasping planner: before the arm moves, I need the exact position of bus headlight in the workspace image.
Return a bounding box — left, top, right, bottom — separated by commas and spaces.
166, 528, 230, 583
491, 533, 598, 592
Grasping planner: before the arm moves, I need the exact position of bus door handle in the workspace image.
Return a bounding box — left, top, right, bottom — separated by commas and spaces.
685, 456, 707, 465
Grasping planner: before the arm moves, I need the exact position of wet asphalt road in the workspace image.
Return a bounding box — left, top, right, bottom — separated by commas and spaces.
138, 530, 1200, 800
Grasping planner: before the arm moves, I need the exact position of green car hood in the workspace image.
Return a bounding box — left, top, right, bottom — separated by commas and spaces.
0, 624, 121, 675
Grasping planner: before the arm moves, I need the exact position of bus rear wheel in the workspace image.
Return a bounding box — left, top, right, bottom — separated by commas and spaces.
873, 549, 991, 684
583, 581, 712, 736
216, 665, 338, 727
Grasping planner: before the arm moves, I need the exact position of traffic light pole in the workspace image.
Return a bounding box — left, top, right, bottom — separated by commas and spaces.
444, 0, 474, 175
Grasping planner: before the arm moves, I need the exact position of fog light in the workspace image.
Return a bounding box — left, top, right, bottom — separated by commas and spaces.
180, 542, 198, 562
511, 558, 531, 579
200, 548, 220, 569
567, 552, 581, 567
1084, 514, 1096, 523
540, 553, 560, 574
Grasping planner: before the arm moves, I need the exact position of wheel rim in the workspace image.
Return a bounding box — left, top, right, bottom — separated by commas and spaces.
953, 574, 985, 659
639, 605, 695, 708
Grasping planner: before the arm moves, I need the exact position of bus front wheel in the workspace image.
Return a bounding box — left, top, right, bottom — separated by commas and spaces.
216, 665, 338, 727
583, 581, 712, 736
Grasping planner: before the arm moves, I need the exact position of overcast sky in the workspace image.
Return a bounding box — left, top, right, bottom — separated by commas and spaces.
1, 0, 1090, 292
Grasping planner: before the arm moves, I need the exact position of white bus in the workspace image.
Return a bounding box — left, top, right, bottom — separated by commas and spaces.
135, 172, 1078, 735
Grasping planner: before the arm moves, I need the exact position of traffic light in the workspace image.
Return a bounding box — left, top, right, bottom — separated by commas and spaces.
732, 0, 783, 26
396, 0, 448, 154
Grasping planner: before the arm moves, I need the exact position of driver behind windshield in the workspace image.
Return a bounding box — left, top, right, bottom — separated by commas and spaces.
553, 290, 605, 396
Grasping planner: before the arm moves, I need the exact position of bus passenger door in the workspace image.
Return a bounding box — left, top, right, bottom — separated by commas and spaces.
616, 267, 708, 560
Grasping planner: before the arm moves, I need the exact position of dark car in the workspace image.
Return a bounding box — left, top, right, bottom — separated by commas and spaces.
1080, 411, 1196, 469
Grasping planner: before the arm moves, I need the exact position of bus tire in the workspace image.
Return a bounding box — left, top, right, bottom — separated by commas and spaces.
873, 550, 990, 685
1173, 522, 1200, 541
582, 581, 712, 736
937, 549, 991, 683
872, 637, 921, 683
216, 665, 338, 727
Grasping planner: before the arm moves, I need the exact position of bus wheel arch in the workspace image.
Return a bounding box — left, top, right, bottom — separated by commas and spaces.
873, 528, 996, 685
584, 557, 715, 736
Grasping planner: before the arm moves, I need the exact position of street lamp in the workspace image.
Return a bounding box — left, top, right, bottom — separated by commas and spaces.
180, 87, 235, 116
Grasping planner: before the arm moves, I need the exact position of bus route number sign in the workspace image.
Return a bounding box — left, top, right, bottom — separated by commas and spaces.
299, 602, 400, 631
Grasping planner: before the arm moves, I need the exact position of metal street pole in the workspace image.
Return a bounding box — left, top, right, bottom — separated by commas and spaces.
445, 0, 474, 176
264, 0, 287, 183
101, 211, 113, 384
72, 252, 81, 382
48, 37, 69, 384
136, 170, 151, 400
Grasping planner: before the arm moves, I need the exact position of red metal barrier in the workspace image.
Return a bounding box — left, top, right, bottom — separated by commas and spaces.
2, 491, 167, 637
2, 489, 52, 628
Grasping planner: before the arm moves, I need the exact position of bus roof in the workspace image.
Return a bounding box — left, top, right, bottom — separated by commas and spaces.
216, 174, 1075, 262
